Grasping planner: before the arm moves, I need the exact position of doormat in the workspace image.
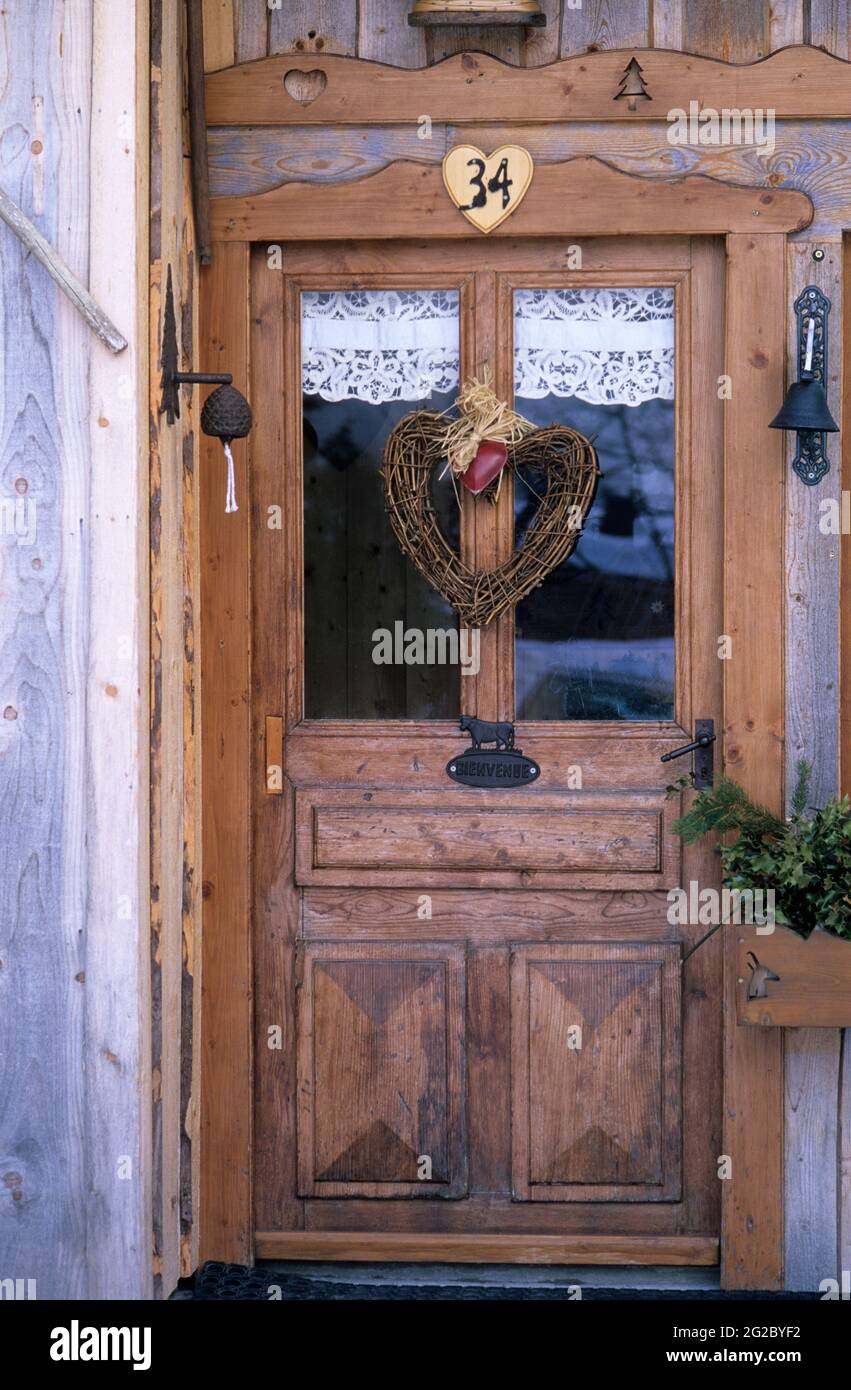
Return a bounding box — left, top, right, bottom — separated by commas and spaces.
186, 1262, 820, 1302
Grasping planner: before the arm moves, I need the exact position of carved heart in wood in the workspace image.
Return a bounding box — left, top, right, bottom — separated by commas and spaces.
283, 68, 327, 106
442, 144, 534, 234
382, 411, 600, 629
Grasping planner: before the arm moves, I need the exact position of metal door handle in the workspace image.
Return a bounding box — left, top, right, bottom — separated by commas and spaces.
660, 719, 715, 789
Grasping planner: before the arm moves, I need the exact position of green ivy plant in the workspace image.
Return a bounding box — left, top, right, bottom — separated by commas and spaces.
667, 761, 851, 941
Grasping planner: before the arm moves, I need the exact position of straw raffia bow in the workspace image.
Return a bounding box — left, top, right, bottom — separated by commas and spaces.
442, 374, 536, 477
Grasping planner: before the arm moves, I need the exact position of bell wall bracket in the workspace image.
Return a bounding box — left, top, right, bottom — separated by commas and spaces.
792, 285, 831, 486
158, 265, 232, 425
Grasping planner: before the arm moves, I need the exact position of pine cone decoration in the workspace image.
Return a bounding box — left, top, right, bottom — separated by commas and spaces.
201, 384, 252, 441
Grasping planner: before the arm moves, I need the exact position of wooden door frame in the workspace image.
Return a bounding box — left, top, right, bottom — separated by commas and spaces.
199, 156, 810, 1288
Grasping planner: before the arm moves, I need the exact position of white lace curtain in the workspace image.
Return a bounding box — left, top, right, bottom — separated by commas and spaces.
302, 290, 460, 406
301, 286, 674, 407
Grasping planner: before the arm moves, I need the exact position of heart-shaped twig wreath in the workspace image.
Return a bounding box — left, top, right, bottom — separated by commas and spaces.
382, 406, 600, 629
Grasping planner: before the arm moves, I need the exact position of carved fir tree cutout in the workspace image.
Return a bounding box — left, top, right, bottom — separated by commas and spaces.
614, 56, 651, 111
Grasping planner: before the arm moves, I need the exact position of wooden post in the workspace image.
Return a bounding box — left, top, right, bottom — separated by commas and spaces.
199, 240, 253, 1263
783, 238, 843, 1291
722, 232, 787, 1290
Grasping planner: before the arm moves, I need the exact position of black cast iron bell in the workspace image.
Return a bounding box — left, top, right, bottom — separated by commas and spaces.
769, 375, 839, 434
200, 384, 252, 442
201, 385, 252, 514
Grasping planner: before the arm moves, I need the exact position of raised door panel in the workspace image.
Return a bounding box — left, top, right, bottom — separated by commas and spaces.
297, 942, 467, 1198
295, 787, 679, 889
511, 943, 682, 1202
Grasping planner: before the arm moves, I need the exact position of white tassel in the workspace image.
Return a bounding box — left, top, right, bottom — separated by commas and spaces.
224, 440, 238, 513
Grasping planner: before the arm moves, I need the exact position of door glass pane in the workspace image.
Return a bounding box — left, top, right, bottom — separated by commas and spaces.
513, 287, 675, 721
302, 289, 460, 719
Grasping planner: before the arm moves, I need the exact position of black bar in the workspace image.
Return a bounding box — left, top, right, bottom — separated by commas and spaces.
186, 0, 212, 266
172, 372, 232, 385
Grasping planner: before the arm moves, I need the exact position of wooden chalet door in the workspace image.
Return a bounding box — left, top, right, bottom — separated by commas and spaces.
251, 235, 725, 1263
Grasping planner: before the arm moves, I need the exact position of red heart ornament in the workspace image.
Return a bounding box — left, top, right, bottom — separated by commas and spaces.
461, 439, 508, 495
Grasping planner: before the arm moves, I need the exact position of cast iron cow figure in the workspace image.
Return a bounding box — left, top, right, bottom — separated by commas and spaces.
459, 715, 515, 752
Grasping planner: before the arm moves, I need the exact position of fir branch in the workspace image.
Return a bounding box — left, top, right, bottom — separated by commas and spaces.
672, 775, 785, 845
791, 758, 812, 818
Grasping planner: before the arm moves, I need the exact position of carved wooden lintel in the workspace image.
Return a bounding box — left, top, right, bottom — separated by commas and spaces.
206, 46, 851, 126
210, 155, 813, 242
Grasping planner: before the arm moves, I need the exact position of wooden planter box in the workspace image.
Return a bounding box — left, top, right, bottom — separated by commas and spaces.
736, 924, 851, 1027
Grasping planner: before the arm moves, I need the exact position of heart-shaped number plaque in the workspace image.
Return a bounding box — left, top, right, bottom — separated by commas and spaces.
442, 145, 534, 233
382, 412, 600, 629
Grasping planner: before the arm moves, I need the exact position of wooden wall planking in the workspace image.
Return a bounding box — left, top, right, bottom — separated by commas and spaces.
0, 0, 149, 1303
423, 22, 519, 64
150, 0, 201, 1296
202, 2, 851, 69
0, 0, 90, 1302
202, 0, 235, 70
811, 0, 851, 55
86, 0, 151, 1301
784, 1031, 842, 1287
523, 0, 562, 66
685, 0, 767, 59
560, 0, 650, 55
783, 240, 844, 1291
785, 244, 842, 804
234, 0, 267, 63
359, 0, 428, 65
651, 0, 684, 48
770, 0, 806, 48
269, 1, 358, 57
0, 0, 150, 1300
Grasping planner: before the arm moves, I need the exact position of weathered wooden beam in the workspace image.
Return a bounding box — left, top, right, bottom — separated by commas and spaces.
0, 184, 127, 352
187, 0, 213, 264
207, 119, 851, 242
210, 156, 812, 240
254, 1231, 719, 1263
205, 46, 851, 124
150, 0, 201, 1296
